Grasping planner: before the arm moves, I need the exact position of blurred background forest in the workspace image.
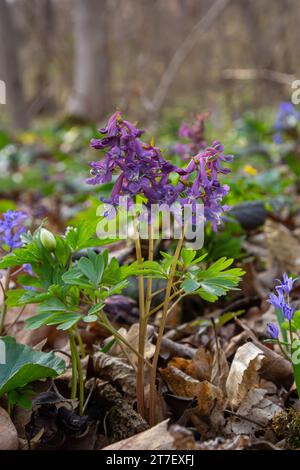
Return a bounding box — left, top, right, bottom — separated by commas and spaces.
0, 0, 299, 131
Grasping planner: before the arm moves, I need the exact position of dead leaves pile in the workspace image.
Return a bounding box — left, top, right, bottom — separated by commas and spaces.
157, 339, 288, 448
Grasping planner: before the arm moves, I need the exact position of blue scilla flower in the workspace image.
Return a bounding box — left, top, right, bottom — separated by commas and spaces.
266, 323, 279, 340
275, 272, 296, 295
0, 210, 27, 250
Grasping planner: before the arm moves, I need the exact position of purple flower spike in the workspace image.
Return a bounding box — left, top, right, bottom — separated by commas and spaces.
87, 111, 233, 231
0, 210, 27, 250
266, 323, 279, 340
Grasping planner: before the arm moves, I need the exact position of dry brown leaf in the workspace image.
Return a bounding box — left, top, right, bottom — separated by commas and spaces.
167, 357, 197, 378
211, 344, 229, 393
93, 351, 136, 397
225, 388, 282, 436
103, 419, 174, 450
196, 380, 224, 416
265, 219, 300, 274
108, 323, 155, 365
192, 346, 212, 381
0, 407, 19, 450
226, 342, 265, 409
159, 365, 200, 397
236, 319, 294, 389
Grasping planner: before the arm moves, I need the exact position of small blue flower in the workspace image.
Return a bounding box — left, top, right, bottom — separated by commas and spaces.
266, 323, 279, 340
267, 291, 284, 310
0, 210, 27, 250
275, 272, 296, 295
283, 304, 295, 321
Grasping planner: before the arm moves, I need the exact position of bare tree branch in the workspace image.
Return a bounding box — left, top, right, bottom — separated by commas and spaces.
145, 0, 231, 117
222, 68, 295, 85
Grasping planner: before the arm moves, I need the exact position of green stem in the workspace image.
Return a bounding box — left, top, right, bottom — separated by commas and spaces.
146, 288, 184, 320
150, 280, 181, 299
73, 335, 84, 416
289, 320, 294, 351
133, 219, 146, 418
277, 339, 291, 361
76, 328, 86, 358
97, 311, 152, 368
149, 234, 184, 426
69, 333, 78, 400
0, 268, 11, 335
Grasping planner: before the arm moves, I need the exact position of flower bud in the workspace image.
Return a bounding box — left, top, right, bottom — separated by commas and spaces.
40, 228, 56, 252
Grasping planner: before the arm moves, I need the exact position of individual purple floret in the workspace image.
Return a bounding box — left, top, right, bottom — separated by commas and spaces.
266, 322, 279, 340
0, 210, 27, 250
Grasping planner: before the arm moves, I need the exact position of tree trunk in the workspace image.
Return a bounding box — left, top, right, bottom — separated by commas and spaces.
0, 0, 28, 130
68, 0, 110, 122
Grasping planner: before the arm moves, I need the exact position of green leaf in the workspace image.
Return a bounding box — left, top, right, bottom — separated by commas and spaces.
88, 303, 105, 315
45, 312, 82, 327
38, 297, 71, 313
77, 257, 98, 285
54, 237, 71, 267
8, 389, 33, 409
0, 241, 42, 269
181, 278, 200, 293
293, 310, 300, 330
181, 248, 196, 267
83, 314, 98, 323
217, 310, 245, 326
0, 336, 65, 397
25, 312, 60, 330
292, 339, 300, 399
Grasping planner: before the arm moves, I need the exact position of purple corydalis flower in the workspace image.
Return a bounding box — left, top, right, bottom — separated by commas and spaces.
87, 112, 183, 206
0, 210, 27, 249
175, 113, 208, 160
87, 112, 233, 231
266, 323, 279, 340
181, 140, 233, 231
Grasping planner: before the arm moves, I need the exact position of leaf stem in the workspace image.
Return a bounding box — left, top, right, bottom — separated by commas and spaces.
0, 268, 11, 335
149, 233, 184, 425
133, 218, 146, 417
69, 332, 78, 401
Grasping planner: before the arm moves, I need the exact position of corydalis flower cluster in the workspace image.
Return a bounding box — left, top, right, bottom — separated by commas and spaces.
175, 113, 208, 160
267, 272, 296, 339
87, 112, 180, 207
0, 210, 27, 249
87, 112, 233, 231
